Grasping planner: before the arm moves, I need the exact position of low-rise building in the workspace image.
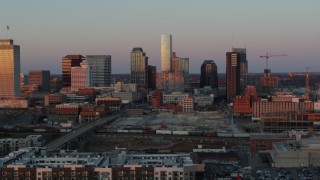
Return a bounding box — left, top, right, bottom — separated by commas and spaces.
163, 92, 189, 105
95, 97, 121, 111
44, 94, 66, 106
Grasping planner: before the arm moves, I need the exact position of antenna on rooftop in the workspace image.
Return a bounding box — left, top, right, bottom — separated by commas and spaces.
6, 26, 10, 39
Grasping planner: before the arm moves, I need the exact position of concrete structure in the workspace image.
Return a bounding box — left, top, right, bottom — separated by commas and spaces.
0, 39, 20, 97
114, 81, 137, 92
250, 134, 291, 154
181, 97, 194, 112
112, 91, 142, 103
151, 91, 163, 109
28, 70, 50, 92
61, 55, 85, 87
148, 65, 157, 90
233, 95, 251, 117
226, 52, 241, 103
71, 60, 92, 92
193, 94, 214, 107
173, 52, 189, 88
0, 135, 44, 156
200, 60, 218, 90
86, 55, 112, 87
95, 97, 121, 111
252, 101, 298, 118
130, 47, 148, 87
161, 34, 172, 72
271, 137, 320, 167
163, 92, 189, 104
157, 71, 184, 93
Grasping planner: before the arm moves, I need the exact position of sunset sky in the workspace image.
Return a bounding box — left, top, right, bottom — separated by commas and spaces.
1, 0, 319, 74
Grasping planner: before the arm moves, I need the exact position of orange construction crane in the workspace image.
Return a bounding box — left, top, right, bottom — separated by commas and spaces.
288, 66, 310, 101
260, 52, 287, 69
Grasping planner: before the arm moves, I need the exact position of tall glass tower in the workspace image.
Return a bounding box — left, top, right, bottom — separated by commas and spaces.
200, 60, 218, 90
161, 34, 172, 72
86, 55, 112, 87
130, 47, 148, 87
0, 39, 20, 97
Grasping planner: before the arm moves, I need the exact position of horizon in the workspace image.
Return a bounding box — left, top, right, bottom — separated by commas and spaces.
1, 1, 319, 74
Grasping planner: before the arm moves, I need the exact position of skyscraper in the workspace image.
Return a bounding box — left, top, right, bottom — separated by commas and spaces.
28, 70, 50, 92
0, 39, 20, 97
161, 34, 172, 72
86, 55, 112, 87
200, 60, 218, 90
130, 47, 148, 87
62, 55, 85, 87
71, 60, 92, 92
148, 66, 157, 90
226, 52, 241, 102
173, 52, 189, 88
232, 48, 248, 93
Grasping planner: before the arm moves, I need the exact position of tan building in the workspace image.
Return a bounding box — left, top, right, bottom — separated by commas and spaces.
252, 101, 298, 118
181, 97, 194, 112
44, 94, 66, 106
0, 39, 20, 97
71, 60, 92, 92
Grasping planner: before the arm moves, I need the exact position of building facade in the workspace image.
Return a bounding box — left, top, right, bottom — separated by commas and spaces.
200, 60, 218, 90
148, 66, 157, 90
130, 47, 148, 87
62, 55, 85, 87
0, 39, 20, 97
71, 60, 92, 92
86, 55, 112, 87
28, 70, 50, 92
232, 48, 247, 93
161, 34, 172, 72
226, 52, 241, 103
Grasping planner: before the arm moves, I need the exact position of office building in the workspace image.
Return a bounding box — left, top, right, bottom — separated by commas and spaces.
28, 70, 50, 92
226, 52, 241, 102
86, 55, 112, 87
62, 55, 85, 87
148, 66, 157, 90
0, 39, 20, 97
232, 48, 247, 93
200, 60, 218, 90
130, 47, 148, 87
173, 52, 189, 88
71, 60, 92, 92
161, 34, 172, 71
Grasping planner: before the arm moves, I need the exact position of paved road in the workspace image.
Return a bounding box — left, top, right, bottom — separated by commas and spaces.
45, 114, 122, 151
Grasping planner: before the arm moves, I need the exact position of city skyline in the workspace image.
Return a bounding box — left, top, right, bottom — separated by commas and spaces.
0, 1, 319, 74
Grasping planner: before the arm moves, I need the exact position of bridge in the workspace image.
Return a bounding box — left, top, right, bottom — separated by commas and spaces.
45, 113, 122, 151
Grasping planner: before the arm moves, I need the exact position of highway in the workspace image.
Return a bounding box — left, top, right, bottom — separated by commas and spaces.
45, 113, 122, 151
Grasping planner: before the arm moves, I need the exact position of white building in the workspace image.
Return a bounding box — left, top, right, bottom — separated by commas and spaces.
161, 34, 172, 72
163, 92, 189, 104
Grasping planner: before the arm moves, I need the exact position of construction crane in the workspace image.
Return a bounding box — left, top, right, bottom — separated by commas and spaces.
260, 52, 287, 69
288, 66, 310, 101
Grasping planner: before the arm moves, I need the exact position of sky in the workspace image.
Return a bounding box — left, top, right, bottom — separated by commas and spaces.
0, 0, 319, 74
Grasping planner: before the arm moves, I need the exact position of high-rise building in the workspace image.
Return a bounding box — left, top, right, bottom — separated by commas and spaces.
226, 52, 241, 102
161, 34, 172, 72
130, 48, 148, 87
232, 48, 247, 93
28, 70, 50, 92
86, 55, 112, 87
0, 39, 20, 97
71, 60, 92, 92
62, 55, 85, 87
172, 52, 189, 88
148, 66, 157, 90
200, 60, 218, 90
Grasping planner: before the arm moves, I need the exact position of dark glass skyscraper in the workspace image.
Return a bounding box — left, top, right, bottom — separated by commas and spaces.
200, 60, 218, 90
130, 47, 148, 88
232, 48, 247, 93
148, 65, 157, 90
86, 55, 112, 87
62, 55, 85, 87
